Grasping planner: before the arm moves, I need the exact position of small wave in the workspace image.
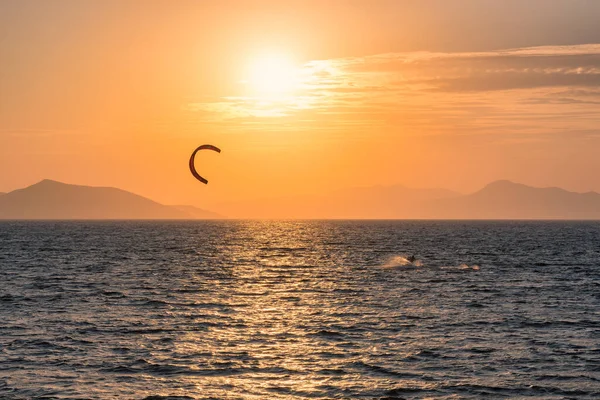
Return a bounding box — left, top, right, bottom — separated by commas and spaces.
0, 294, 33, 303
100, 290, 126, 298
101, 365, 139, 374
383, 386, 425, 396
311, 330, 345, 339
135, 299, 171, 307
317, 367, 346, 375
351, 361, 422, 379
8, 339, 56, 349
467, 347, 496, 354
441, 263, 480, 271
467, 301, 486, 308
101, 360, 189, 376
445, 383, 595, 397
120, 328, 175, 335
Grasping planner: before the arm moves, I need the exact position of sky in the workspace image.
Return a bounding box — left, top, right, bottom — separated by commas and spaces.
2, 0, 600, 208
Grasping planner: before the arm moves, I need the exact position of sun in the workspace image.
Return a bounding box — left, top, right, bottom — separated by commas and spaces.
244, 53, 300, 97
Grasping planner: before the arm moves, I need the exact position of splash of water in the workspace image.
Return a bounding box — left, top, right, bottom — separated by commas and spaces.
382, 255, 424, 268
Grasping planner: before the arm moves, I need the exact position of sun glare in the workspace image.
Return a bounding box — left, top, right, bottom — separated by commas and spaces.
244, 53, 300, 97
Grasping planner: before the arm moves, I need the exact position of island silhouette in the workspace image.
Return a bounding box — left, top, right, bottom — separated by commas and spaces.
0, 180, 222, 220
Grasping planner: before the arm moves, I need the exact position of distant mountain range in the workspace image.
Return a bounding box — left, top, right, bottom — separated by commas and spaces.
2, 179, 600, 219
0, 180, 222, 219
430, 180, 600, 219
216, 180, 600, 219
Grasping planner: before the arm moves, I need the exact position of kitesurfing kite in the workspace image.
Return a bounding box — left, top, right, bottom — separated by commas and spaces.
189, 144, 221, 184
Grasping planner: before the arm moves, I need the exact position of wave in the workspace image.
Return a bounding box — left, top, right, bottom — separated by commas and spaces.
441, 263, 480, 271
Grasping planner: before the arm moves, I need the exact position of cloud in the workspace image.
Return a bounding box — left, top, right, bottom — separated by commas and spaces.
187, 44, 600, 140
429, 71, 600, 92
547, 88, 600, 98
523, 96, 600, 106
334, 45, 600, 92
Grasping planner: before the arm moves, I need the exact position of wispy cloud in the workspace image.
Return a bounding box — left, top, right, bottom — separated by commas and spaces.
187, 44, 600, 140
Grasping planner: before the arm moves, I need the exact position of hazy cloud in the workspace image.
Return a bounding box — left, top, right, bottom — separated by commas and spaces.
190, 44, 600, 140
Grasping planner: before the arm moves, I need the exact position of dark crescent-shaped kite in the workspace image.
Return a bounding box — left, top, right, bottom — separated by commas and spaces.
189, 144, 221, 184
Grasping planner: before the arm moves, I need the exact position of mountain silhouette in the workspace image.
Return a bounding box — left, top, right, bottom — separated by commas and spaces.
170, 205, 223, 219
3, 179, 600, 219
431, 180, 600, 219
216, 180, 600, 219
0, 180, 221, 219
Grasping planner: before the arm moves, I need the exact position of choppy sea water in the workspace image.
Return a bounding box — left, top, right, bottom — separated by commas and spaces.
1, 220, 600, 399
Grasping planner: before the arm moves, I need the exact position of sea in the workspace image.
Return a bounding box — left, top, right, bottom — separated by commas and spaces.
1, 220, 599, 399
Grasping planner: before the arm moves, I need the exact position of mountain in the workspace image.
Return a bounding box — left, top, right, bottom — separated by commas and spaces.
429, 180, 600, 219
170, 205, 224, 219
216, 180, 600, 219
3, 179, 599, 220
0, 180, 220, 220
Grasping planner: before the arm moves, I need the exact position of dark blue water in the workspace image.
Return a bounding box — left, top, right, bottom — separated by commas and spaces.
1, 220, 600, 399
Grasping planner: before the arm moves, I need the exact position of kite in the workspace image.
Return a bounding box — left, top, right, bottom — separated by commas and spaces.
189, 144, 221, 184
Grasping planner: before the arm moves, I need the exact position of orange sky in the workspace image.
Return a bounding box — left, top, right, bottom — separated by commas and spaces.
2, 0, 600, 209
